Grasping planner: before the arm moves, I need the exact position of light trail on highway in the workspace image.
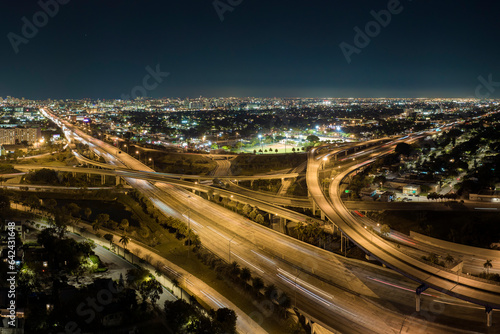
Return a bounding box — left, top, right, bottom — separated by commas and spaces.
43, 108, 491, 333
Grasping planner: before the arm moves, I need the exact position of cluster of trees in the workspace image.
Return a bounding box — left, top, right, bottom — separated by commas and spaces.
36, 227, 97, 274
231, 154, 306, 175
241, 179, 282, 193
21, 168, 113, 187
165, 299, 237, 334
160, 216, 201, 247
293, 220, 336, 249
195, 247, 292, 318
426, 192, 459, 201
156, 155, 213, 175
252, 146, 306, 154
346, 174, 373, 198
25, 268, 164, 333
0, 163, 18, 174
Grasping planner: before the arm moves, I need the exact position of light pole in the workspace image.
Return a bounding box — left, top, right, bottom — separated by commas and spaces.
258, 134, 262, 153
187, 195, 191, 259
136, 150, 141, 162
285, 133, 288, 154
149, 157, 154, 170
124, 144, 128, 154
228, 235, 236, 262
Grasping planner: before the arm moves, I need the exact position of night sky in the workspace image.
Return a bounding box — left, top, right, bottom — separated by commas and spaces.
1, 0, 500, 99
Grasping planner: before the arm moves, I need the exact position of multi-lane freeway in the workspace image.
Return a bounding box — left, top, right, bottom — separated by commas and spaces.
306, 136, 500, 319
38, 108, 499, 333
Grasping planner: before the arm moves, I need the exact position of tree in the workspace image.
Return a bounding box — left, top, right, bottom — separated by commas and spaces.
139, 277, 163, 305
242, 204, 252, 216
373, 175, 387, 187
119, 235, 130, 256
265, 284, 278, 300
252, 277, 264, 295
229, 261, 241, 278
66, 203, 80, 217
277, 292, 292, 318
103, 233, 114, 247
445, 254, 454, 265
0, 176, 6, 186
120, 218, 129, 233
321, 178, 331, 192
172, 278, 183, 300
92, 221, 101, 232
95, 213, 110, 226
213, 308, 237, 334
44, 198, 57, 211
255, 214, 265, 225
0, 194, 10, 212
380, 224, 391, 237
240, 267, 252, 283
26, 194, 40, 210
428, 253, 439, 264
484, 259, 493, 275
84, 207, 92, 220
306, 135, 320, 143
395, 143, 412, 156
164, 299, 194, 333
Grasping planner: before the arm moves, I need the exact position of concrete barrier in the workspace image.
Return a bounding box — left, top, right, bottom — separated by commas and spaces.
410, 231, 500, 259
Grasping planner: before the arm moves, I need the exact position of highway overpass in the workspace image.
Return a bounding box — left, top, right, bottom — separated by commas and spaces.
306, 137, 500, 326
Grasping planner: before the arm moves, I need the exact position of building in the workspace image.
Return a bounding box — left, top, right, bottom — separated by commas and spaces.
0, 128, 42, 145
403, 184, 421, 195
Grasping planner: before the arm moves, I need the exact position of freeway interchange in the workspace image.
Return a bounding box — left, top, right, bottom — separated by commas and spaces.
34, 108, 500, 333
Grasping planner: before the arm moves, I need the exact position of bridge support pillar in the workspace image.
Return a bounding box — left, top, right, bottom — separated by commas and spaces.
320, 210, 325, 220
101, 174, 105, 185
281, 178, 284, 185
415, 284, 429, 312
278, 217, 286, 233
312, 199, 317, 216
115, 176, 120, 186
486, 307, 493, 327
250, 180, 254, 187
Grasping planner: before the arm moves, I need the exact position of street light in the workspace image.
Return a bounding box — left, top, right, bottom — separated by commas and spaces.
123, 144, 129, 154
136, 150, 141, 161
149, 157, 154, 170
258, 134, 263, 153
186, 196, 192, 259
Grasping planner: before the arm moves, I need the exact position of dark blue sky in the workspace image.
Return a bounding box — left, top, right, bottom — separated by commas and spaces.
1, 0, 499, 99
